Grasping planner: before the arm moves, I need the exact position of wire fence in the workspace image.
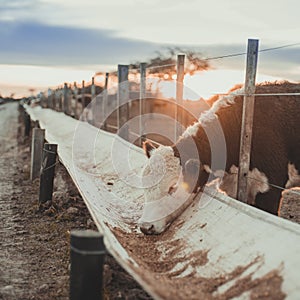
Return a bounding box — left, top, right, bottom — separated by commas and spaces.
34, 39, 300, 200
37, 39, 300, 140
41, 41, 299, 87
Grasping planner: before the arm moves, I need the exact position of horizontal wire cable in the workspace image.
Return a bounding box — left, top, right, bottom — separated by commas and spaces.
204, 52, 247, 61
147, 63, 177, 70
259, 42, 300, 53
245, 174, 300, 196
43, 148, 57, 154
207, 92, 300, 97
48, 42, 300, 90
42, 160, 60, 172
203, 42, 300, 61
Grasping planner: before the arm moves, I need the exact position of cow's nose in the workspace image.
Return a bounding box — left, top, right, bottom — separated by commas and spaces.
139, 223, 155, 235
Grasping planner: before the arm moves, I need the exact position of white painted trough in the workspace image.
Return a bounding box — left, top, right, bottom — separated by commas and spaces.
25, 105, 300, 299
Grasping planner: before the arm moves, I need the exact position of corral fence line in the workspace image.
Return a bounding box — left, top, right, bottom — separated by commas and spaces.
20, 96, 300, 300
20, 38, 300, 299
34, 38, 300, 207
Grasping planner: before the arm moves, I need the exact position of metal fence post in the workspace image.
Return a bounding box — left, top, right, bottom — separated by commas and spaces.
74, 82, 78, 119
64, 83, 69, 115
117, 65, 129, 139
47, 89, 53, 109
139, 63, 146, 146
91, 77, 96, 100
102, 72, 109, 130
81, 80, 85, 117
53, 89, 57, 111
237, 39, 259, 203
176, 54, 185, 139
70, 230, 105, 300
90, 77, 96, 125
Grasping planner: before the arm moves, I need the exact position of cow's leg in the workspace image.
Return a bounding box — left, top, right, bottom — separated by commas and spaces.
255, 187, 283, 215
251, 141, 288, 215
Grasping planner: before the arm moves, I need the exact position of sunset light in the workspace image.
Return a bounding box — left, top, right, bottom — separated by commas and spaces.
152, 69, 282, 101
1, 1, 300, 299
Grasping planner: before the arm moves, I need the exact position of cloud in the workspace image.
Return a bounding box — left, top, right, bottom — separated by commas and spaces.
0, 19, 299, 82
0, 20, 160, 66
0, 0, 38, 10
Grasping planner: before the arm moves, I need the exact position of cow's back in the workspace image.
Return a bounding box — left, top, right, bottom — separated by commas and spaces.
217, 82, 300, 213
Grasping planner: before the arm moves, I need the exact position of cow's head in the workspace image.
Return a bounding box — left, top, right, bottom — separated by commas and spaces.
141, 141, 182, 204
138, 141, 204, 234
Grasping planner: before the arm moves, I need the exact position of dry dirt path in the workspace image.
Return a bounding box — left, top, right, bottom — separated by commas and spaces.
0, 103, 152, 300
0, 102, 29, 300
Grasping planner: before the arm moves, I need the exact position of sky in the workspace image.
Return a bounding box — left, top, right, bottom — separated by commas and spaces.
0, 0, 299, 97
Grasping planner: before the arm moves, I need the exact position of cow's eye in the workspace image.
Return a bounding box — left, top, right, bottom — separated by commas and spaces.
168, 184, 177, 195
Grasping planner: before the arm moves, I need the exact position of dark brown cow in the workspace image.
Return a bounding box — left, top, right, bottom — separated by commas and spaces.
139, 82, 300, 234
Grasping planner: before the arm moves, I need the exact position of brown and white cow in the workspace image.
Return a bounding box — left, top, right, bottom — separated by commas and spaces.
139, 82, 300, 234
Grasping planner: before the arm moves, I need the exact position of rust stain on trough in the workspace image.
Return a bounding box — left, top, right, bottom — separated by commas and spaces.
111, 225, 286, 300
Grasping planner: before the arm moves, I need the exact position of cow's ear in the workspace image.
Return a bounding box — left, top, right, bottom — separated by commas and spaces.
185, 159, 200, 175
143, 141, 156, 158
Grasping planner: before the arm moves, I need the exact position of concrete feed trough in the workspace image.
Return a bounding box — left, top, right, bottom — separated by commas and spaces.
25, 104, 300, 299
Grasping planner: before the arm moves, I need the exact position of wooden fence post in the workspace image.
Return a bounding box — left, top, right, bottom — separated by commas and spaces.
102, 72, 109, 130
74, 82, 78, 119
30, 128, 45, 181
60, 88, 64, 112
57, 88, 60, 111
43, 93, 47, 108
91, 77, 96, 100
90, 77, 96, 125
57, 88, 61, 112
40, 93, 46, 108
237, 39, 259, 203
139, 63, 147, 146
64, 83, 69, 115
53, 89, 57, 111
47, 89, 52, 109
70, 230, 105, 300
81, 80, 85, 116
39, 143, 57, 203
176, 54, 185, 139
117, 65, 129, 139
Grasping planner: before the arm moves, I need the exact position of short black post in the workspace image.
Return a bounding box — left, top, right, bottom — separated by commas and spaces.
39, 143, 57, 203
24, 112, 31, 137
70, 230, 105, 300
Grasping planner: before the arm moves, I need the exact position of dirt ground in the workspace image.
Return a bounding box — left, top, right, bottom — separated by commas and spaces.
0, 103, 152, 300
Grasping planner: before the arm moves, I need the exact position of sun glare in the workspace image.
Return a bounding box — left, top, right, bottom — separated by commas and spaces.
0, 64, 282, 99
155, 69, 282, 101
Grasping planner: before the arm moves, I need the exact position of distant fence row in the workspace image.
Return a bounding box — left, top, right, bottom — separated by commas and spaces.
35, 39, 299, 148
37, 53, 204, 146
32, 38, 300, 205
